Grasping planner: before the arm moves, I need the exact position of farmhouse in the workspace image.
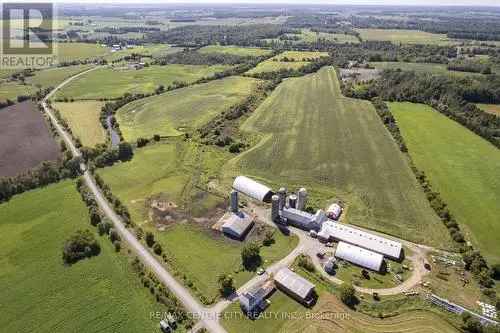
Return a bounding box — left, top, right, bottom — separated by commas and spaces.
274, 268, 316, 306
318, 221, 402, 260
334, 241, 385, 272
233, 176, 273, 202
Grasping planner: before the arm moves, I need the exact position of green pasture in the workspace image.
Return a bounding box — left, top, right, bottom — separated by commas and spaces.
26, 64, 93, 89
0, 82, 35, 102
55, 64, 231, 100
226, 67, 450, 248
370, 62, 485, 78
246, 51, 327, 75
356, 28, 453, 45
116, 76, 260, 141
198, 45, 273, 57
390, 102, 500, 264
0, 181, 162, 333
294, 29, 359, 43
56, 42, 109, 63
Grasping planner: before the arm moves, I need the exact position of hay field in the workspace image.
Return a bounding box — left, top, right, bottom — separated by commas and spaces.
296, 29, 359, 43
227, 67, 450, 248
116, 76, 260, 141
54, 101, 107, 147
390, 102, 500, 264
356, 29, 453, 45
198, 45, 273, 57
55, 64, 231, 100
0, 82, 35, 102
370, 62, 485, 78
56, 42, 109, 62
26, 64, 93, 89
0, 181, 162, 333
246, 51, 328, 75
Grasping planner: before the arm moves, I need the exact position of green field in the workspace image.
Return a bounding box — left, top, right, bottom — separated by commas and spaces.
356, 28, 453, 45
97, 142, 298, 301
0, 181, 163, 333
54, 101, 107, 147
294, 29, 359, 43
56, 42, 109, 62
104, 44, 180, 62
477, 103, 500, 116
246, 51, 328, 75
55, 64, 231, 100
370, 62, 485, 78
390, 102, 500, 264
227, 67, 450, 248
0, 81, 35, 102
26, 65, 93, 89
198, 45, 273, 57
116, 76, 260, 141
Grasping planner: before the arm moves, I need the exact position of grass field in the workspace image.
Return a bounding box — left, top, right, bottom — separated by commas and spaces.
55, 64, 231, 100
26, 64, 93, 89
0, 81, 35, 102
227, 67, 450, 248
0, 181, 163, 333
104, 44, 180, 62
477, 103, 500, 116
246, 51, 328, 75
294, 29, 359, 43
56, 42, 109, 63
54, 101, 107, 147
356, 29, 453, 45
390, 102, 500, 264
198, 45, 273, 57
370, 62, 485, 78
97, 142, 298, 302
116, 76, 260, 141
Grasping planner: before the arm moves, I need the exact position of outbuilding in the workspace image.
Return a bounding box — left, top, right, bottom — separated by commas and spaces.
335, 241, 385, 272
232, 176, 273, 202
274, 268, 316, 306
221, 212, 254, 240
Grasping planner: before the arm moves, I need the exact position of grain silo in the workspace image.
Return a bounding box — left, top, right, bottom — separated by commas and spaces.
296, 188, 308, 211
230, 190, 238, 213
271, 195, 280, 222
288, 194, 297, 209
277, 187, 287, 210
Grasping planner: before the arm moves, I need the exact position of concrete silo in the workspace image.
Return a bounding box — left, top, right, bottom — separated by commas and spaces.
277, 187, 287, 210
230, 190, 239, 213
271, 195, 280, 222
296, 187, 308, 211
288, 194, 297, 209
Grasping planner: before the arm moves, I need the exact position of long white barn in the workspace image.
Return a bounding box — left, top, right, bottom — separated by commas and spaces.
318, 221, 402, 260
232, 176, 273, 202
335, 241, 384, 272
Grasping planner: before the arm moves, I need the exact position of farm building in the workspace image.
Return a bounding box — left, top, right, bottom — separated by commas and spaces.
326, 203, 342, 220
233, 176, 273, 202
239, 282, 274, 316
318, 221, 402, 260
274, 268, 316, 306
221, 212, 254, 240
335, 241, 385, 272
280, 207, 327, 231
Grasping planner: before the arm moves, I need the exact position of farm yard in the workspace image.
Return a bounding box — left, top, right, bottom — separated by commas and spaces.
0, 181, 162, 333
54, 64, 232, 100
54, 101, 107, 147
245, 51, 328, 75
0, 101, 60, 177
115, 76, 260, 141
390, 102, 500, 265
356, 29, 453, 45
227, 67, 451, 248
198, 45, 273, 57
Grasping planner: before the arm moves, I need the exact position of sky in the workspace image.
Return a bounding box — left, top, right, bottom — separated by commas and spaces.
3, 0, 500, 6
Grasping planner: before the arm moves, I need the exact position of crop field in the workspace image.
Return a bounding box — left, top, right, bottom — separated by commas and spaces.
246, 51, 328, 75
55, 64, 232, 100
227, 67, 450, 248
56, 42, 109, 63
0, 81, 35, 102
390, 102, 500, 264
103, 44, 180, 62
370, 62, 485, 78
222, 290, 459, 333
198, 45, 273, 57
477, 103, 500, 116
356, 29, 453, 45
0, 181, 162, 333
97, 142, 298, 301
116, 76, 260, 141
0, 101, 60, 177
54, 101, 107, 147
26, 65, 93, 89
293, 29, 359, 43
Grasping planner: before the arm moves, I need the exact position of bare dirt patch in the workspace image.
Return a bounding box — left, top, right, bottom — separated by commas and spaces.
0, 101, 60, 177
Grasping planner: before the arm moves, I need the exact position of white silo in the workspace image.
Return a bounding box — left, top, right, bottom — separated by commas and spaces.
230, 190, 238, 213
297, 187, 308, 211
271, 195, 280, 222
278, 187, 287, 210
288, 194, 297, 209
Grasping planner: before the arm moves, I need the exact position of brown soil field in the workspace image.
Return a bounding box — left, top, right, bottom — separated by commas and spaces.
0, 101, 60, 177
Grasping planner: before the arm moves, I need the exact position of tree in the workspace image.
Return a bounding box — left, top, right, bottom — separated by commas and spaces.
218, 273, 235, 297
114, 240, 121, 252
89, 208, 101, 226
153, 243, 163, 255
153, 134, 161, 142
339, 283, 357, 307
62, 229, 100, 264
491, 264, 500, 280
145, 231, 155, 247
297, 254, 315, 272
262, 230, 275, 246
118, 142, 134, 161
109, 228, 120, 243
241, 242, 261, 270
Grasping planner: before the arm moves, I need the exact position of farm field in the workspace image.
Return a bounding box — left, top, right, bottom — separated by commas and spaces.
26, 64, 93, 89
227, 67, 451, 248
246, 51, 328, 75
97, 142, 298, 302
198, 45, 273, 57
390, 102, 500, 264
477, 103, 500, 116
0, 81, 35, 102
0, 101, 60, 177
356, 28, 453, 45
0, 181, 162, 333
54, 101, 107, 147
103, 44, 180, 62
54, 64, 232, 100
370, 62, 485, 78
116, 76, 260, 141
56, 42, 109, 63
293, 29, 360, 43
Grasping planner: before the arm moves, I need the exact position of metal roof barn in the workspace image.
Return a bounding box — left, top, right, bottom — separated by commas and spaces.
232, 176, 273, 202
335, 241, 384, 271
318, 221, 402, 259
222, 212, 254, 240
274, 268, 315, 305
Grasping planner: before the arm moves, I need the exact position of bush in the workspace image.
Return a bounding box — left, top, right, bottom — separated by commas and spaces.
114, 240, 121, 252
241, 242, 261, 270
109, 228, 120, 243
339, 283, 357, 307
89, 208, 101, 226
262, 230, 275, 246
491, 264, 500, 280
136, 137, 149, 148
153, 243, 163, 255
297, 254, 315, 272
62, 229, 100, 264
118, 142, 134, 161
218, 273, 235, 297
146, 232, 155, 247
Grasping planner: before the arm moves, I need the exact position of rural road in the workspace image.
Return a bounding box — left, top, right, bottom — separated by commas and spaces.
42, 68, 227, 333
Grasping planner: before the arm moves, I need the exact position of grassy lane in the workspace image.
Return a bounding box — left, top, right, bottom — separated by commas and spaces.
226, 67, 450, 248
0, 181, 162, 333
390, 102, 500, 264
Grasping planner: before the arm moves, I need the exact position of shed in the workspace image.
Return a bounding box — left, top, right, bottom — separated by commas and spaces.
274, 268, 316, 306
233, 176, 273, 202
221, 212, 254, 240
335, 241, 384, 272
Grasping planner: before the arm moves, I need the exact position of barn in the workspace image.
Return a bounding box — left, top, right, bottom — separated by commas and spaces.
334, 241, 385, 272
232, 176, 273, 202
